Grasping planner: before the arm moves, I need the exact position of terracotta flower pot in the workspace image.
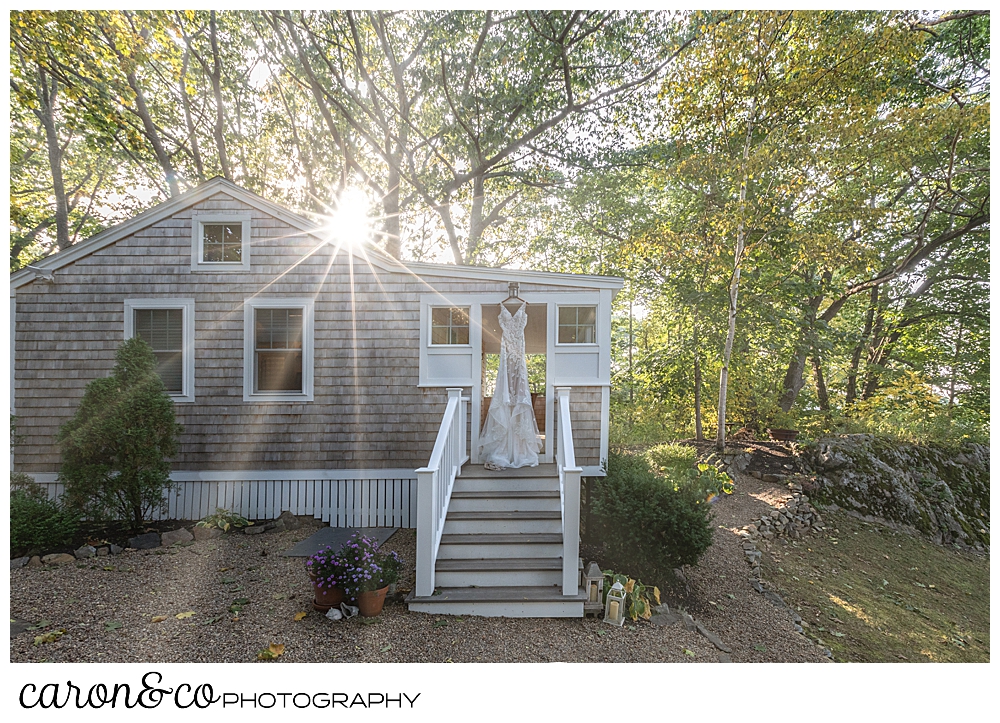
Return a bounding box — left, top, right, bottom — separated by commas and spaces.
309, 573, 346, 612
357, 586, 390, 617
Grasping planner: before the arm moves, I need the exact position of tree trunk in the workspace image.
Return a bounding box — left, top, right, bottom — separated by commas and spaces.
126, 69, 180, 196
383, 164, 402, 258
35, 67, 71, 250
846, 285, 879, 407
716, 97, 758, 451
178, 49, 205, 182
811, 355, 830, 412
948, 321, 964, 411
209, 11, 233, 181
693, 320, 703, 442
778, 349, 808, 413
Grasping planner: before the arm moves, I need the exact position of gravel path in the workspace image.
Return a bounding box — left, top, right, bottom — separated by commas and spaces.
10, 471, 827, 663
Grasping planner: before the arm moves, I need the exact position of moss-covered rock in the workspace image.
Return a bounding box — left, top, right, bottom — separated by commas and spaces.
800, 435, 989, 549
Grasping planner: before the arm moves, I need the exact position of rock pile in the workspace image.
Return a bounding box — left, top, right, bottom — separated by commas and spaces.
737, 481, 824, 593
743, 482, 825, 543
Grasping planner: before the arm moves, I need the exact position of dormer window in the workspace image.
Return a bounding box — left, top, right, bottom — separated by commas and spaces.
191, 213, 251, 271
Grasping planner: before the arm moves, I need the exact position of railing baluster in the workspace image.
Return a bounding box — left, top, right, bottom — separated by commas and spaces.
555, 387, 582, 596
415, 387, 467, 598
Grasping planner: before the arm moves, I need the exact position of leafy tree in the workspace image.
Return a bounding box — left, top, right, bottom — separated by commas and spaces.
58, 337, 182, 528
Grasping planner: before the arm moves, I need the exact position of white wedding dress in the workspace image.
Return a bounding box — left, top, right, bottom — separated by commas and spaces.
479, 302, 541, 469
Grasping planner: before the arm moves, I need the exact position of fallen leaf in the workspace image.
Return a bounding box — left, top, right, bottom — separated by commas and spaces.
683, 649, 695, 657
34, 630, 65, 645
293, 612, 307, 622
727, 594, 735, 600
103, 566, 115, 571
175, 611, 196, 619
831, 631, 846, 637
708, 601, 717, 606
754, 644, 767, 652
380, 644, 392, 652
272, 594, 287, 600
104, 621, 123, 631
444, 657, 453, 663
257, 642, 286, 661
433, 620, 448, 628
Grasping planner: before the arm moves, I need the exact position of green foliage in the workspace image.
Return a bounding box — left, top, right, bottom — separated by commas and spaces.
57, 337, 182, 528
644, 442, 697, 474
10, 475, 80, 556
196, 508, 251, 532
589, 451, 714, 588
602, 570, 661, 621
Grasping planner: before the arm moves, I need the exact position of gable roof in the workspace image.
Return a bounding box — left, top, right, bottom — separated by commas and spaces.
10, 177, 623, 292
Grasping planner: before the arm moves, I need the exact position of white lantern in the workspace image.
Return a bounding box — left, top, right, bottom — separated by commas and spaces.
603, 581, 626, 626
583, 562, 604, 615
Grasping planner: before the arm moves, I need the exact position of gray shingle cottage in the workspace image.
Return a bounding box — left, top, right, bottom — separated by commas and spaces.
10, 178, 623, 616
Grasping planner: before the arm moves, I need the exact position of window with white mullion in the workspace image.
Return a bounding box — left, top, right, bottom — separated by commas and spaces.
254, 308, 304, 392
243, 298, 314, 402
124, 299, 195, 402
134, 308, 184, 392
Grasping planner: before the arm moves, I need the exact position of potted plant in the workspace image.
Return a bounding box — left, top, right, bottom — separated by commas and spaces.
338, 532, 404, 617
305, 544, 348, 611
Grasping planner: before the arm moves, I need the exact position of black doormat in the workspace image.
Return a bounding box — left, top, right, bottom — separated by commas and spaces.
281, 527, 399, 557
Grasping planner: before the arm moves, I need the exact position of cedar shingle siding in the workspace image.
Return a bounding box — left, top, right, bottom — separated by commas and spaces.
14, 191, 604, 473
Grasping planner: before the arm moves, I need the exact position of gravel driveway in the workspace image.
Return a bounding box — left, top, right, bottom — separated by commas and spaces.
10, 471, 827, 663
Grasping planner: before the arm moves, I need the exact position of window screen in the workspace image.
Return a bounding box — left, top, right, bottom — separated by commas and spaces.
558, 306, 597, 344
202, 222, 243, 262
254, 308, 303, 392
133, 308, 184, 392
430, 306, 470, 345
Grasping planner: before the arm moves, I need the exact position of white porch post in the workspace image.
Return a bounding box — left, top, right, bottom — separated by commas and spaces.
415, 466, 437, 597
448, 387, 466, 473
556, 386, 582, 596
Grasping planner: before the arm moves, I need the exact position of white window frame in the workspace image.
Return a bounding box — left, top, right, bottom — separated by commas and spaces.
428, 305, 472, 347
243, 297, 314, 403
191, 213, 251, 271
124, 298, 196, 403
555, 304, 600, 347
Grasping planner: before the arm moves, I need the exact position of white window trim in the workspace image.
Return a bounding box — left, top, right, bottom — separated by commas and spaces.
124, 298, 196, 403
428, 305, 473, 348
555, 304, 600, 347
191, 213, 251, 271
243, 297, 314, 403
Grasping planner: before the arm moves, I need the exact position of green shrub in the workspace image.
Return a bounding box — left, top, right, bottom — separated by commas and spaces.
58, 337, 182, 528
645, 442, 697, 475
10, 475, 80, 556
589, 451, 714, 588
196, 508, 252, 532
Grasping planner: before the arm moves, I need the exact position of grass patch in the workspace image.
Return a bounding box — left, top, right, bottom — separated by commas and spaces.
760, 510, 989, 662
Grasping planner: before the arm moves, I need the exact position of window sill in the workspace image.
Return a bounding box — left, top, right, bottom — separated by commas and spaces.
243, 392, 314, 403
190, 263, 249, 272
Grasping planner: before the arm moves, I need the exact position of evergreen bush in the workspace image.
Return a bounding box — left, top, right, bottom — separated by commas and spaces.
589, 450, 714, 587
10, 475, 80, 556
57, 337, 182, 528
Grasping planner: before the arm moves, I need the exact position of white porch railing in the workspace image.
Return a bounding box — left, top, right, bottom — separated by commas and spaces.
555, 386, 583, 596
415, 388, 469, 597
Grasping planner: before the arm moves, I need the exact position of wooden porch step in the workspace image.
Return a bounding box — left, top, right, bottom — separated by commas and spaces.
446, 510, 561, 520
436, 557, 561, 572
440, 533, 563, 545
408, 586, 585, 603
451, 490, 559, 499
460, 463, 558, 479
407, 585, 586, 617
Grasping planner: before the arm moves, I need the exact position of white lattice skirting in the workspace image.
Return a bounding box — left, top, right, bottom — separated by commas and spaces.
26, 470, 418, 527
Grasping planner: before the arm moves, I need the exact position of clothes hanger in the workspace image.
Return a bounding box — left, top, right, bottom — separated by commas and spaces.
501, 282, 527, 308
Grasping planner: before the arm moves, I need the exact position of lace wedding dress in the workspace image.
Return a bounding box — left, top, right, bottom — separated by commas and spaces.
479, 302, 541, 469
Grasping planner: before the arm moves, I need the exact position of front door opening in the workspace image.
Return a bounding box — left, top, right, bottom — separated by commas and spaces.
480, 303, 547, 455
